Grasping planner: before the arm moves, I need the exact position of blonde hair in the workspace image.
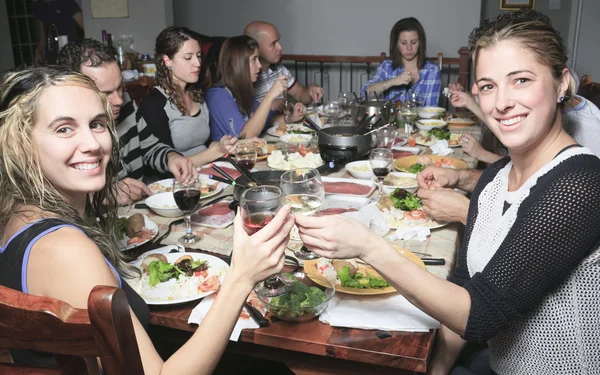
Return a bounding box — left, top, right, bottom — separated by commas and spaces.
473, 20, 575, 101
0, 66, 134, 276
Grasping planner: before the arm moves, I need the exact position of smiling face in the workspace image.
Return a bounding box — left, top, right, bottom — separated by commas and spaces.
164, 38, 202, 85
474, 40, 568, 154
397, 31, 420, 62
249, 48, 262, 83
81, 61, 123, 119
32, 85, 112, 204
257, 25, 283, 65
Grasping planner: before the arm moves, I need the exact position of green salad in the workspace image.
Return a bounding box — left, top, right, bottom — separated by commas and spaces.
428, 128, 450, 140
389, 188, 422, 211
407, 163, 426, 174
338, 266, 389, 289
269, 274, 327, 319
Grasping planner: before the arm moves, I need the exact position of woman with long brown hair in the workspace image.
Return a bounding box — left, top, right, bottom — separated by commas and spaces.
137, 26, 236, 172
0, 66, 295, 373
205, 35, 305, 140
362, 17, 441, 106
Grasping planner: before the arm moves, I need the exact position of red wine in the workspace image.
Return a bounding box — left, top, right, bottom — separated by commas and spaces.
243, 212, 275, 235
174, 189, 201, 211
372, 167, 390, 181
238, 159, 255, 171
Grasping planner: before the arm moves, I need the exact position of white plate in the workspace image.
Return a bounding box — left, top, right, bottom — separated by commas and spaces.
322, 176, 376, 197
266, 124, 312, 137
191, 198, 234, 229
118, 215, 158, 251
384, 209, 448, 230
198, 174, 225, 200
129, 252, 229, 305
391, 145, 422, 155
381, 172, 418, 195
393, 137, 408, 147
416, 119, 447, 131
147, 178, 174, 194
280, 133, 313, 145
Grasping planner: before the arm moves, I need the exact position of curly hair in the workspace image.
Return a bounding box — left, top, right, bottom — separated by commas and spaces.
217, 35, 258, 117
58, 38, 116, 72
154, 26, 204, 116
471, 10, 574, 100
389, 17, 427, 70
0, 66, 136, 277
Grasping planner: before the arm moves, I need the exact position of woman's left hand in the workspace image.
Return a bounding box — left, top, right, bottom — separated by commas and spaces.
295, 214, 378, 260
218, 135, 238, 155
287, 102, 306, 123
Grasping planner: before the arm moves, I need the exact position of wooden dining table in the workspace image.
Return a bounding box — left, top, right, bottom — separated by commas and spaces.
121, 123, 483, 374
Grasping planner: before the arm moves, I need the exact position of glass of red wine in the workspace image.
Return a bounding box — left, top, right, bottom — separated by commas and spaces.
369, 148, 394, 201
172, 179, 202, 244
240, 185, 291, 297
235, 141, 258, 171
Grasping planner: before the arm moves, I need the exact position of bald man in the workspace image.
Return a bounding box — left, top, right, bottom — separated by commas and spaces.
245, 21, 324, 111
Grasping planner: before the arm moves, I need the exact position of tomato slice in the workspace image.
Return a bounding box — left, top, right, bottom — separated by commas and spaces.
408, 139, 417, 147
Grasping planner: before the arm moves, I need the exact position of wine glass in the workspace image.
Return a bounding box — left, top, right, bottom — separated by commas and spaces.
172, 179, 202, 244
369, 148, 394, 201
280, 168, 325, 260
400, 103, 418, 135
338, 92, 352, 114
240, 185, 291, 297
376, 127, 398, 148
235, 141, 258, 171
319, 101, 342, 127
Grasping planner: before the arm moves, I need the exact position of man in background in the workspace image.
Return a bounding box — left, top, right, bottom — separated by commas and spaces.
59, 38, 197, 205
244, 21, 324, 112
33, 0, 84, 65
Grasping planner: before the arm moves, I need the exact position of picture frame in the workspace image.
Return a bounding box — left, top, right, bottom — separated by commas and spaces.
500, 0, 535, 10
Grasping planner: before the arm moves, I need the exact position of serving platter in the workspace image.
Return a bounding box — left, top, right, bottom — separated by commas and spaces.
321, 176, 376, 197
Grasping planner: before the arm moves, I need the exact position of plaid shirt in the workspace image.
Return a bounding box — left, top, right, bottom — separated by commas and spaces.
361, 60, 441, 106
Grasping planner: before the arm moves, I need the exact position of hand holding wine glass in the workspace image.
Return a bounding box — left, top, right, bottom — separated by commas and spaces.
235, 141, 258, 171
370, 148, 394, 201
280, 168, 324, 260
240, 185, 292, 297
173, 179, 202, 244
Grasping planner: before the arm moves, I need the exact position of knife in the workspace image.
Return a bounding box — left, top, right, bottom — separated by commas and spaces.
244, 302, 269, 327
422, 258, 446, 266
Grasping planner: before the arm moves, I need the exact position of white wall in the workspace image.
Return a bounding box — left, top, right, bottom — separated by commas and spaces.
173, 0, 481, 57
572, 0, 600, 80
0, 0, 15, 72
81, 0, 173, 55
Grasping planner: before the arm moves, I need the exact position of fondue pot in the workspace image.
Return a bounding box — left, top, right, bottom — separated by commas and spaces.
350, 100, 396, 127
318, 126, 374, 164
231, 170, 284, 203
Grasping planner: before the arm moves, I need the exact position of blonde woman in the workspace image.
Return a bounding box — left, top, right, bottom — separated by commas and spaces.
0, 66, 294, 373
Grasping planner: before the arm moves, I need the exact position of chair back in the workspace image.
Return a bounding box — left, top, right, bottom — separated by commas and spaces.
0, 285, 144, 375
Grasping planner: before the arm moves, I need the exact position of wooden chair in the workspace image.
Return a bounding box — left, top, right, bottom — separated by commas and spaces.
123, 76, 154, 106
578, 75, 600, 109
0, 285, 144, 375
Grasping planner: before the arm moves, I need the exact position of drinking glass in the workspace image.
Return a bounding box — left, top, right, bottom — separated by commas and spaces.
338, 92, 352, 115
172, 179, 202, 244
376, 127, 398, 148
280, 168, 325, 260
400, 103, 418, 135
235, 141, 258, 171
369, 148, 394, 201
240, 185, 290, 297
319, 101, 342, 127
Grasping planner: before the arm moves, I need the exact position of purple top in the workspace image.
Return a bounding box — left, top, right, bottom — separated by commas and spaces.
205, 85, 274, 141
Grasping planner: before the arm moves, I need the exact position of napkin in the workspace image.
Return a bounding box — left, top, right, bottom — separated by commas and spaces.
387, 226, 431, 242
430, 140, 453, 156
341, 202, 390, 236
188, 292, 264, 341
320, 293, 439, 332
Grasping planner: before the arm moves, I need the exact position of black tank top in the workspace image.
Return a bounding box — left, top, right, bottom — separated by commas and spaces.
0, 218, 149, 367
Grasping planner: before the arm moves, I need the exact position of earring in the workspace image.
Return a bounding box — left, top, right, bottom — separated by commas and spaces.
167, 65, 172, 71
558, 95, 564, 102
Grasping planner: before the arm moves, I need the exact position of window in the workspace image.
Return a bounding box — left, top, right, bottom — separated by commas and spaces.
6, 0, 38, 67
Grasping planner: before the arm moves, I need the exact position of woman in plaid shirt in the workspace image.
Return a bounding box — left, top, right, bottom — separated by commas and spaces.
362, 17, 441, 107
